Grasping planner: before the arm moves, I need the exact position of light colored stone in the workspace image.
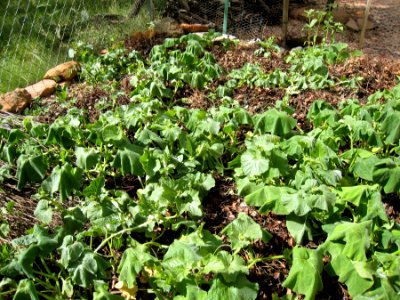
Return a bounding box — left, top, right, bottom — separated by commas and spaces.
356, 17, 376, 30
346, 18, 360, 31
25, 79, 57, 99
0, 88, 32, 114
332, 7, 351, 24
155, 17, 184, 36
44, 61, 80, 82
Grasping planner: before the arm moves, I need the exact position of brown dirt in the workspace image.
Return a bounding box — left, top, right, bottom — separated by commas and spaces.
3, 9, 400, 297
275, 0, 400, 61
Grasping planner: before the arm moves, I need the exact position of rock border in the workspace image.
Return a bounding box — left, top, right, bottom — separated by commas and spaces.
0, 61, 80, 114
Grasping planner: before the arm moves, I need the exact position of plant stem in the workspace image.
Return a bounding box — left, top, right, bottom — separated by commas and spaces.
95, 220, 153, 253
247, 254, 285, 269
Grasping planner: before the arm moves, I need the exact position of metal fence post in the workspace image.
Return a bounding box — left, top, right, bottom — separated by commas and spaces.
223, 0, 229, 34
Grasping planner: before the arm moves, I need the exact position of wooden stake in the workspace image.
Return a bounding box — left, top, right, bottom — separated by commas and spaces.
359, 0, 373, 48
282, 0, 290, 47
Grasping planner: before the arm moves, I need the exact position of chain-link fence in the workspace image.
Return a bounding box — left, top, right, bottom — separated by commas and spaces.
0, 0, 285, 93
0, 0, 157, 93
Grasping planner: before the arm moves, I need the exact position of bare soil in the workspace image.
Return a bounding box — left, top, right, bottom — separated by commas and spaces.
282, 0, 400, 60
2, 2, 400, 298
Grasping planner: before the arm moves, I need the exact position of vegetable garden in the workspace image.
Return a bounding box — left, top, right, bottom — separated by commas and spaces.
0, 9, 400, 299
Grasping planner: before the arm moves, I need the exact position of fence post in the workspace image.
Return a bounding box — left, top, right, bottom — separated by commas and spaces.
282, 0, 290, 47
223, 0, 229, 34
359, 0, 372, 48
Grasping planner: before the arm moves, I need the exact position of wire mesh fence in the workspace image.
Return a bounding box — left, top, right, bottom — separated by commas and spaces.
0, 0, 284, 93
0, 0, 156, 93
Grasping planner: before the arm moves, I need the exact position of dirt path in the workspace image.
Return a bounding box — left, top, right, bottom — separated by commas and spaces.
338, 0, 400, 60
262, 0, 400, 61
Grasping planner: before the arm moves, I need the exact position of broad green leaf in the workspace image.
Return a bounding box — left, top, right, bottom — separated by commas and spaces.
190, 72, 207, 89
236, 177, 264, 197
337, 185, 369, 207
179, 229, 222, 257
322, 221, 372, 261
61, 278, 74, 298
380, 111, 400, 145
102, 124, 124, 143
372, 158, 400, 193
118, 242, 155, 288
33, 200, 53, 224
71, 252, 108, 288
174, 284, 208, 300
245, 186, 293, 215
240, 152, 269, 177
75, 147, 100, 170
307, 100, 338, 127
83, 176, 105, 198
203, 251, 248, 283
93, 281, 125, 300
254, 108, 297, 136
282, 247, 323, 300
206, 274, 258, 300
46, 123, 75, 148
1, 226, 59, 278
13, 279, 39, 300
162, 240, 200, 282
337, 186, 388, 222
281, 135, 315, 158
286, 215, 313, 244
16, 154, 48, 190
353, 156, 380, 181
221, 213, 271, 251
0, 222, 10, 238
42, 163, 82, 201
59, 236, 85, 268
327, 254, 374, 297
113, 144, 145, 177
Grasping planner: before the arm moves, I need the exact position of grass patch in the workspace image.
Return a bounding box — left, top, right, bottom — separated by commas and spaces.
0, 0, 159, 93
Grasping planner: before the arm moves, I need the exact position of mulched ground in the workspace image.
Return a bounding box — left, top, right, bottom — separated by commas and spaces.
2, 29, 400, 299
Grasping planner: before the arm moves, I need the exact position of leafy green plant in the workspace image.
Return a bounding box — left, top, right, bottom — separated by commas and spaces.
1, 31, 400, 300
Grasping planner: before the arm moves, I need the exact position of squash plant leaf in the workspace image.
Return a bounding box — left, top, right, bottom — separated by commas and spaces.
240, 151, 269, 177
372, 158, 400, 194
221, 213, 272, 251
307, 100, 338, 127
326, 254, 374, 297
175, 284, 208, 300
118, 242, 155, 288
380, 111, 400, 145
245, 186, 293, 215
71, 252, 107, 288
282, 247, 323, 300
162, 240, 201, 282
203, 251, 248, 283
13, 279, 39, 300
322, 221, 372, 262
207, 274, 258, 300
16, 154, 48, 190
113, 144, 145, 177
42, 163, 82, 201
83, 176, 105, 198
286, 214, 313, 244
254, 109, 297, 136
34, 200, 53, 224
59, 236, 85, 269
75, 147, 100, 170
353, 156, 380, 181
